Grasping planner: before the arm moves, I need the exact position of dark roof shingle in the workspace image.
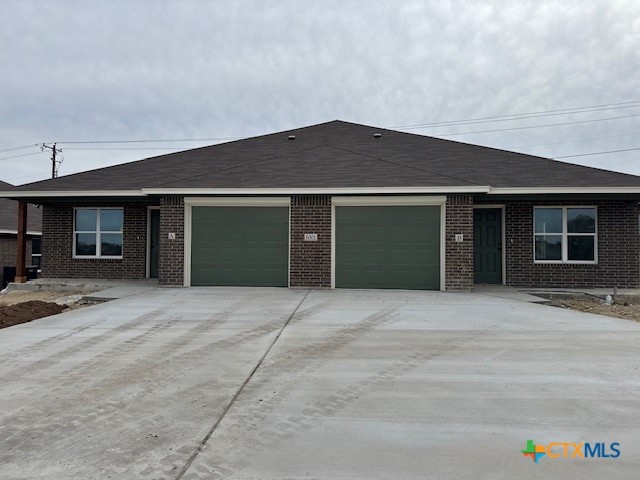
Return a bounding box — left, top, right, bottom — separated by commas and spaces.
8, 120, 640, 192
0, 181, 42, 232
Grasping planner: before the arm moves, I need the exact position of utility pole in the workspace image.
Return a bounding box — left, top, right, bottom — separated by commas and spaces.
41, 143, 62, 178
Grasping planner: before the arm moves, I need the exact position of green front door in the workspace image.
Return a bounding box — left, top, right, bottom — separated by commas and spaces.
191, 206, 289, 286
335, 205, 441, 290
473, 208, 502, 284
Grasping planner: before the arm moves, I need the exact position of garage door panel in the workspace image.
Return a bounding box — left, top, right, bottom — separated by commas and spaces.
260, 225, 289, 241
193, 246, 240, 265
261, 246, 289, 264
336, 205, 441, 290
335, 268, 363, 288
360, 226, 386, 243
412, 247, 440, 265
387, 248, 412, 264
362, 269, 386, 287
411, 270, 440, 289
337, 225, 362, 242
191, 206, 288, 287
361, 248, 386, 264
339, 247, 363, 264
411, 225, 439, 242
387, 269, 413, 288
387, 226, 413, 243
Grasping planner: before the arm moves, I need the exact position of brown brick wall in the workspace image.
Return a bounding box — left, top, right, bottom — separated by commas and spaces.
41, 203, 148, 279
159, 196, 184, 286
290, 195, 332, 288
445, 195, 474, 291
475, 198, 640, 288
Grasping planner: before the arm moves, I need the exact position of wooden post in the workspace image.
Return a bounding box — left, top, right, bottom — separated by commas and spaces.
15, 201, 28, 283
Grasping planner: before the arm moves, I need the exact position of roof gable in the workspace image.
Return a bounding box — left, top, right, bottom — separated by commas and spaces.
7, 120, 640, 193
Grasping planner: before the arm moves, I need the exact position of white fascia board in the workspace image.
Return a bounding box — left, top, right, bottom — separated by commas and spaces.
332, 195, 446, 206
0, 230, 42, 236
0, 190, 145, 198
489, 187, 640, 195
184, 197, 291, 206
143, 186, 491, 195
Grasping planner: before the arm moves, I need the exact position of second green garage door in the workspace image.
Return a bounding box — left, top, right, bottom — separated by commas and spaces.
335, 205, 441, 290
191, 206, 289, 286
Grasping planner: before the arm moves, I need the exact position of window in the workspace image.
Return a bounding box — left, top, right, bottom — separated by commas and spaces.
31, 238, 42, 270
74, 208, 123, 258
534, 207, 596, 263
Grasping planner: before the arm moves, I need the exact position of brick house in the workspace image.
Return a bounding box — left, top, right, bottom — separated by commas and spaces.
1, 121, 639, 291
0, 180, 42, 287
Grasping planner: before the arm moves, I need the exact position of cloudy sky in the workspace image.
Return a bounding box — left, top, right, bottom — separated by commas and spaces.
1, 0, 638, 185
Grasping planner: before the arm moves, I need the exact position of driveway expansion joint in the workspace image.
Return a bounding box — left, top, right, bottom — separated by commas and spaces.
175, 289, 311, 479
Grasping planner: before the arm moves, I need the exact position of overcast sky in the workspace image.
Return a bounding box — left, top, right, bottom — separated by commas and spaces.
1, 0, 639, 185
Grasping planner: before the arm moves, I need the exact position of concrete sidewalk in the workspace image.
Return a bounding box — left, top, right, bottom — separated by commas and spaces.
0, 288, 638, 479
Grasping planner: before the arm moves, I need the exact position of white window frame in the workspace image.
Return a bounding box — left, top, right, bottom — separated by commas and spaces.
73, 207, 124, 259
533, 206, 597, 264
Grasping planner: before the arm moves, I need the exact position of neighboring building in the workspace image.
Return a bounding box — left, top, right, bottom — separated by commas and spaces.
0, 180, 42, 287
0, 121, 638, 291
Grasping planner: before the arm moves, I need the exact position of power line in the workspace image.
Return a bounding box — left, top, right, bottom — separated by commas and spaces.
394, 99, 640, 129
435, 113, 640, 136
514, 132, 640, 149
554, 147, 640, 159
0, 151, 45, 162
53, 136, 239, 145
63, 146, 202, 151
398, 103, 640, 130
0, 143, 40, 153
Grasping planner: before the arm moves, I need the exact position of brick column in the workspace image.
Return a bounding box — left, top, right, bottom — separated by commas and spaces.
290, 195, 332, 288
445, 195, 474, 291
159, 196, 185, 286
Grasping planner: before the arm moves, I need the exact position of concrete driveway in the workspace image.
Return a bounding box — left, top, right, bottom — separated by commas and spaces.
0, 288, 638, 479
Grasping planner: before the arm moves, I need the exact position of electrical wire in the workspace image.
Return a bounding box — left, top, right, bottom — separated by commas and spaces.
553, 147, 640, 159
63, 146, 200, 151
514, 132, 640, 149
0, 151, 45, 162
393, 99, 640, 129
434, 113, 640, 136
52, 136, 239, 145
0, 143, 40, 153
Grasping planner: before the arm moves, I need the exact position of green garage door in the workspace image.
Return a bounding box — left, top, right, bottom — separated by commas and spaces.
191, 206, 289, 286
335, 205, 441, 290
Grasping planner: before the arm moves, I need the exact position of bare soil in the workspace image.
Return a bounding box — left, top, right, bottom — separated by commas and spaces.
547, 295, 640, 322
0, 301, 68, 328
0, 290, 97, 329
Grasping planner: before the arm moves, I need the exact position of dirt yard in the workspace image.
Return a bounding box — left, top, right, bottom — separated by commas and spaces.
0, 290, 96, 329
547, 294, 640, 322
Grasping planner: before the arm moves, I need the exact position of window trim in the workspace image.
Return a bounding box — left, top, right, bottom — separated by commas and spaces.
533, 206, 597, 264
73, 207, 124, 259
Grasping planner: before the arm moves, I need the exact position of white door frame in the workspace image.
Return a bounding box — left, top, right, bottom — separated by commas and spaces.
182, 197, 291, 287
472, 204, 506, 285
331, 196, 447, 291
